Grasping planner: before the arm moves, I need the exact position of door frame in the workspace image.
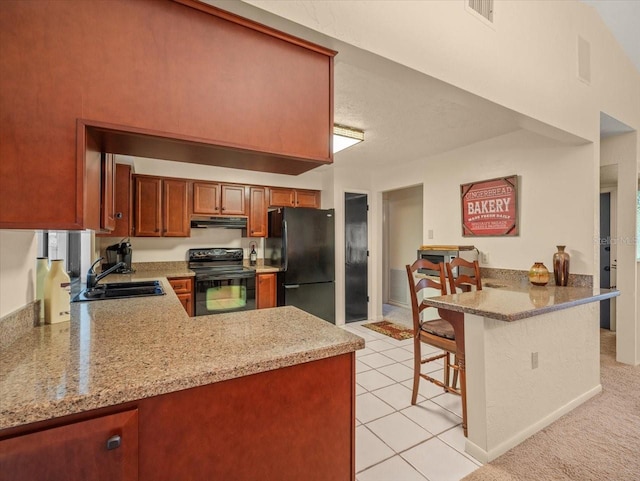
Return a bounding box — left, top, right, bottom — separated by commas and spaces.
338, 189, 371, 325
600, 186, 618, 330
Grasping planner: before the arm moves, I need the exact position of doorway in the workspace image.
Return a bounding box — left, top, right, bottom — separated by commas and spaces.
345, 192, 368, 322
599, 192, 612, 329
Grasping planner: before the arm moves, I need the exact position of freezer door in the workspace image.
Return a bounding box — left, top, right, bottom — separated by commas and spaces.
283, 208, 335, 285
284, 282, 335, 324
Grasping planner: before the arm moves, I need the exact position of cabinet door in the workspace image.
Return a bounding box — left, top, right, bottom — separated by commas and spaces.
163, 180, 190, 237
256, 273, 277, 309
103, 163, 133, 238
176, 293, 193, 316
100, 153, 116, 232
0, 409, 138, 481
248, 187, 268, 237
269, 187, 295, 207
220, 184, 245, 215
295, 189, 320, 208
193, 182, 220, 215
134, 176, 162, 237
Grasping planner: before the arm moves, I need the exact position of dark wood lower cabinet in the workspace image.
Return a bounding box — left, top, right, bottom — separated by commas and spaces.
256, 273, 277, 309
168, 277, 193, 316
0, 353, 355, 481
0, 409, 138, 481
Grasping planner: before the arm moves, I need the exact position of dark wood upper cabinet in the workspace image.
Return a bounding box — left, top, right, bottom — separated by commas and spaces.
134, 177, 163, 237
269, 187, 321, 209
248, 187, 268, 237
193, 182, 221, 215
133, 175, 189, 238
0, 0, 335, 230
100, 153, 117, 233
162, 179, 190, 237
111, 164, 133, 239
193, 182, 245, 216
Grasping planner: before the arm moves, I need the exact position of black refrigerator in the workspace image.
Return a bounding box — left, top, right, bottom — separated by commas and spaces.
265, 207, 335, 323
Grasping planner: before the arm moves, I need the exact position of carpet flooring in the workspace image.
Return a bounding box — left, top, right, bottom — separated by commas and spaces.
462, 329, 640, 481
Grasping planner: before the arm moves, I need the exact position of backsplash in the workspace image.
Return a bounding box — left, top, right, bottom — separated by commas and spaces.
481, 267, 593, 288
0, 300, 39, 350
98, 229, 264, 263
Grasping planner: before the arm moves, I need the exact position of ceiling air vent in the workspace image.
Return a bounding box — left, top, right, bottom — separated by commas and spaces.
468, 0, 494, 23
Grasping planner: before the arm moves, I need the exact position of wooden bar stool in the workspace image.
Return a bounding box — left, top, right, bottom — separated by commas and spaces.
406, 259, 461, 405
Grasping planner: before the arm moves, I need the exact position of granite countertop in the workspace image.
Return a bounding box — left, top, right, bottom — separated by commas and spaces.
423, 285, 619, 322
0, 278, 363, 431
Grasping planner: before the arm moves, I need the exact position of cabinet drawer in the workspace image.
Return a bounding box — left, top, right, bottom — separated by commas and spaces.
168, 277, 192, 294
0, 409, 138, 481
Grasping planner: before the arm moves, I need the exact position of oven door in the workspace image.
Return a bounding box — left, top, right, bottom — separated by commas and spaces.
194, 272, 256, 316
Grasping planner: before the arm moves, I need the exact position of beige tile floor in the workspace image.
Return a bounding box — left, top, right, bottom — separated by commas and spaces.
343, 306, 481, 481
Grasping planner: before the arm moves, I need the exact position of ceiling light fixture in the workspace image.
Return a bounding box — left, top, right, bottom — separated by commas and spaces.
333, 124, 364, 154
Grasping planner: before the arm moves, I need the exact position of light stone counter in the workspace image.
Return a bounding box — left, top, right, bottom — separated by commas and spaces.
0, 278, 363, 431
423, 285, 619, 322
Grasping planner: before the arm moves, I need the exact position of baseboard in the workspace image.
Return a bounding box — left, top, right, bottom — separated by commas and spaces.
465, 384, 602, 463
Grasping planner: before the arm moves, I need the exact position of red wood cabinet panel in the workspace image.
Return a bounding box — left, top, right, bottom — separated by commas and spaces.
138, 353, 355, 481
248, 186, 268, 237
269, 187, 296, 207
295, 189, 321, 208
193, 181, 220, 215
162, 179, 190, 237
256, 273, 277, 309
134, 176, 162, 237
220, 184, 245, 215
0, 409, 138, 481
0, 0, 334, 229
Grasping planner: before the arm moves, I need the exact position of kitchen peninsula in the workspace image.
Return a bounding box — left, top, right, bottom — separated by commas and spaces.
423, 285, 619, 463
0, 279, 364, 480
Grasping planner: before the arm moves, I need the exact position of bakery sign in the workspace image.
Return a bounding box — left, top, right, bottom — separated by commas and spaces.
461, 175, 518, 236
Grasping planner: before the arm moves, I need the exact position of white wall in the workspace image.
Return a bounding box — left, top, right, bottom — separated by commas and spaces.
368, 129, 596, 320
0, 231, 37, 318
600, 133, 639, 364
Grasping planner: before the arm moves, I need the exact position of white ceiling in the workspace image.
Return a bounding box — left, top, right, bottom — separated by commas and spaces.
581, 0, 640, 74
205, 0, 636, 175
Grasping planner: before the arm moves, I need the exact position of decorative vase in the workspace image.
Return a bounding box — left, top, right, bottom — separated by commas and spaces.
553, 245, 570, 286
44, 259, 71, 324
36, 257, 49, 322
528, 262, 550, 286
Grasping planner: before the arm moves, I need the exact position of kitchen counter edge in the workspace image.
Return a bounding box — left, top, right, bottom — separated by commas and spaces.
0, 280, 363, 431
423, 285, 620, 322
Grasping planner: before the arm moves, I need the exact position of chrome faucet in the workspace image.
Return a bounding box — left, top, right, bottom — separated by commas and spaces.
86, 257, 126, 290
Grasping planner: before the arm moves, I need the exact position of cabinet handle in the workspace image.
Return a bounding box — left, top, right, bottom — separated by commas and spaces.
221, 207, 225, 211
115, 212, 123, 219
106, 435, 121, 450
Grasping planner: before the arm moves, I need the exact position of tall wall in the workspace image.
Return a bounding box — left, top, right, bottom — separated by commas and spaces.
369, 129, 596, 319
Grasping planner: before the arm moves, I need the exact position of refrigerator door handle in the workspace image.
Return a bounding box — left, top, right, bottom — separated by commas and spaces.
284, 284, 300, 289
282, 219, 288, 272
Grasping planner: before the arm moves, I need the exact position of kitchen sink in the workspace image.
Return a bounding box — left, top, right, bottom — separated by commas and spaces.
72, 280, 165, 302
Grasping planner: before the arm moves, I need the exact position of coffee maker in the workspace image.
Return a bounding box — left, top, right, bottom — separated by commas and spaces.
104, 238, 135, 274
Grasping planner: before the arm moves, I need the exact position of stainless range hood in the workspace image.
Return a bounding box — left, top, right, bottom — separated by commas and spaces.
190, 216, 248, 229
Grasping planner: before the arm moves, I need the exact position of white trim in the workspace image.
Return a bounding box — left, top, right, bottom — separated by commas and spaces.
465, 384, 602, 463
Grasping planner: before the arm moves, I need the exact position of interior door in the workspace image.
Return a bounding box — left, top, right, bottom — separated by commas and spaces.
345, 193, 368, 322
599, 192, 611, 329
